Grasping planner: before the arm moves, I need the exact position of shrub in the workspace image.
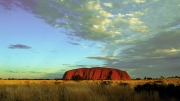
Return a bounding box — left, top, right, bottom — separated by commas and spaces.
154, 80, 164, 83
134, 83, 180, 100
71, 75, 84, 81
119, 83, 129, 87
0, 81, 179, 101
135, 78, 141, 80
54, 82, 61, 84
100, 81, 111, 86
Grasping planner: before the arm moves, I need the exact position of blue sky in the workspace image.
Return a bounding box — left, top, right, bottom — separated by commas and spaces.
0, 0, 180, 79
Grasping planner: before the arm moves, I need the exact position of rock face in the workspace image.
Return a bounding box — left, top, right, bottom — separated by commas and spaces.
62, 67, 131, 80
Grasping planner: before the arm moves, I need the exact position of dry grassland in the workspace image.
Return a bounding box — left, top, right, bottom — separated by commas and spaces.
0, 78, 179, 101
0, 78, 180, 85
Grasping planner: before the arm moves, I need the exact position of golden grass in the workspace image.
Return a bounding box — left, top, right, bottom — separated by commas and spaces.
1, 78, 180, 85
0, 78, 179, 101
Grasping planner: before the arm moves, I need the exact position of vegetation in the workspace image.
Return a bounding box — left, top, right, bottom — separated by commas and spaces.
0, 77, 179, 101
135, 83, 180, 100
0, 83, 143, 101
71, 75, 84, 81
0, 80, 179, 101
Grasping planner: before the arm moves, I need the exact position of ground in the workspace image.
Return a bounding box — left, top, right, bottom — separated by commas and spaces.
0, 78, 180, 86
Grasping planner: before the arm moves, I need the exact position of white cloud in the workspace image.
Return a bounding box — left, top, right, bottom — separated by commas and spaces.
134, 0, 146, 3
130, 25, 149, 33
114, 39, 136, 44
117, 13, 125, 18
86, 56, 116, 60
153, 0, 159, 2
93, 25, 99, 28
99, 10, 113, 17
98, 45, 105, 50
103, 3, 112, 7
129, 18, 143, 25
153, 48, 180, 54
123, 1, 129, 4
125, 11, 144, 17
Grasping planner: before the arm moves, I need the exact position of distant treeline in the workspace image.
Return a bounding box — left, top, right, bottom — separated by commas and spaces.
132, 76, 180, 80
0, 76, 180, 80
0, 78, 63, 80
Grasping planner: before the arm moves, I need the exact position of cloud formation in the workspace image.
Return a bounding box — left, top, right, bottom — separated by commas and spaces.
8, 44, 31, 49
86, 56, 117, 61
1, 0, 180, 78
4, 70, 26, 73
0, 0, 150, 43
86, 28, 180, 77
4, 70, 43, 74
67, 41, 80, 45
0, 0, 179, 44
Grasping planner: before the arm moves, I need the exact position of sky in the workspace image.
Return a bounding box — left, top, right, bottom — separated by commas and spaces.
0, 0, 180, 79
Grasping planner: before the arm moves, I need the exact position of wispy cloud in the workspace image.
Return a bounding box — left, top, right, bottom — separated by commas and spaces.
67, 41, 80, 45
8, 44, 31, 49
86, 28, 180, 77
86, 56, 117, 61
4, 70, 44, 74
4, 70, 25, 73
28, 71, 44, 74
0, 0, 149, 43
134, 0, 146, 3
1, 0, 180, 78
75, 64, 89, 67
62, 64, 70, 66
49, 50, 57, 52
1, 0, 179, 45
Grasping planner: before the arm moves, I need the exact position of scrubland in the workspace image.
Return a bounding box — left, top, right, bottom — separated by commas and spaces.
0, 78, 180, 101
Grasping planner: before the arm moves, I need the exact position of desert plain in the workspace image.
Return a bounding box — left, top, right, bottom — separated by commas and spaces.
0, 78, 180, 85
0, 78, 180, 101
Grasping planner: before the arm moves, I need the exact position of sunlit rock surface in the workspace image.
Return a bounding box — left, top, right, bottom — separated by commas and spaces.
63, 67, 131, 80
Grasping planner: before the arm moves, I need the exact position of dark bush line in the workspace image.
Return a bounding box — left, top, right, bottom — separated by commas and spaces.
119, 83, 129, 86
134, 83, 180, 100
71, 75, 84, 81
1, 78, 63, 80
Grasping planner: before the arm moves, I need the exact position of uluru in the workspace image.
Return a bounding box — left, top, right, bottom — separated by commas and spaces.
63, 67, 131, 80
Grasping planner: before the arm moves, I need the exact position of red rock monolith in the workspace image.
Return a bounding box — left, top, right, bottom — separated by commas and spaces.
62, 67, 131, 80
